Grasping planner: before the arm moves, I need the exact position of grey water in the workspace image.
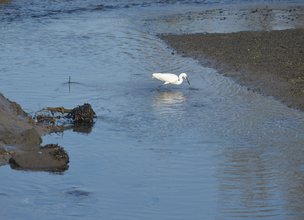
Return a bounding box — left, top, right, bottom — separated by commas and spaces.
1, 0, 304, 219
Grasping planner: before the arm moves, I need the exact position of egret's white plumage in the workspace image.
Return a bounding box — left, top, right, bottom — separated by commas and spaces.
152, 73, 190, 85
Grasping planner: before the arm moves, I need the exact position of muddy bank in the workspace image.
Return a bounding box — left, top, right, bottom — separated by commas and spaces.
161, 28, 304, 110
0, 92, 70, 172
0, 92, 95, 172
0, 93, 42, 147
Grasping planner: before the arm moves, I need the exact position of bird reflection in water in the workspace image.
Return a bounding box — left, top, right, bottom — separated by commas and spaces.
153, 90, 186, 115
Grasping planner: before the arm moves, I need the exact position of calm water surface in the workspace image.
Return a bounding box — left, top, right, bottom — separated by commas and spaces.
1, 1, 304, 219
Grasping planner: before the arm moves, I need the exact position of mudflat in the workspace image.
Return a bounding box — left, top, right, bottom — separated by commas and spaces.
162, 29, 304, 110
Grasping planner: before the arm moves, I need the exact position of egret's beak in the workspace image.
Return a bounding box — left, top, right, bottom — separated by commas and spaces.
186, 77, 190, 85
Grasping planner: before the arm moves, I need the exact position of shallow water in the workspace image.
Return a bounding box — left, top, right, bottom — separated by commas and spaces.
1, 0, 304, 219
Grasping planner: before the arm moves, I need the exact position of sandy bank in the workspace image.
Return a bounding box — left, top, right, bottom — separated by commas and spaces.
161, 28, 304, 110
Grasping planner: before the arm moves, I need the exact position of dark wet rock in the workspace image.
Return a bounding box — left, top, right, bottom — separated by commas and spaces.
18, 128, 42, 146
0, 93, 40, 147
47, 144, 69, 161
67, 103, 96, 124
36, 115, 56, 125
34, 103, 96, 133
0, 149, 11, 166
72, 123, 93, 134
9, 144, 69, 173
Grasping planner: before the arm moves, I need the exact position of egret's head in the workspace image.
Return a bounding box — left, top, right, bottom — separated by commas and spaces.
180, 73, 190, 85
180, 73, 187, 78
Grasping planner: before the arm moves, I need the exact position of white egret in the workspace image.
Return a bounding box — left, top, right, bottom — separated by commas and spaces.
152, 73, 190, 86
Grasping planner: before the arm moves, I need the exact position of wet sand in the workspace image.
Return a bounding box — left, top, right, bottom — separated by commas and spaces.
162, 28, 304, 110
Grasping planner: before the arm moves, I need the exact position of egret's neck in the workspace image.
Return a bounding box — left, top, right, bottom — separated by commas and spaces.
176, 75, 184, 85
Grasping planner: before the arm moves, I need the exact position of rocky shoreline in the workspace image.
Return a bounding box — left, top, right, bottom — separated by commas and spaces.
0, 93, 95, 172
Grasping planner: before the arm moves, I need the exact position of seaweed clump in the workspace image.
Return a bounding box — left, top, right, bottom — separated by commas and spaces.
34, 103, 96, 133
66, 103, 96, 124
47, 144, 70, 161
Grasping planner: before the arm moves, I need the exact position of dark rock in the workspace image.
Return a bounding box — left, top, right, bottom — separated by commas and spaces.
9, 144, 69, 173
67, 103, 96, 124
